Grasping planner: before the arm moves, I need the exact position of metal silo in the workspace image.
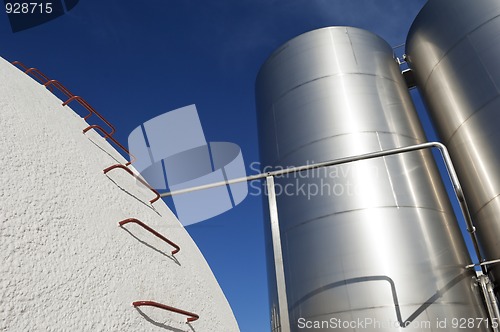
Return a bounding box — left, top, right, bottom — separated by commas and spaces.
406, 0, 500, 289
256, 27, 489, 331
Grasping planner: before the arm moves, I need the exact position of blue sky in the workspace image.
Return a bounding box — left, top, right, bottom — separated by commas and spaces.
0, 1, 466, 331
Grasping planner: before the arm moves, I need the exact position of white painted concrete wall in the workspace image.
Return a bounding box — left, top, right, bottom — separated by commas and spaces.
0, 57, 239, 332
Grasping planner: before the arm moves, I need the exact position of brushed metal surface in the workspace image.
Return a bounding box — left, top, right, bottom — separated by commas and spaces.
257, 27, 488, 331
406, 0, 500, 286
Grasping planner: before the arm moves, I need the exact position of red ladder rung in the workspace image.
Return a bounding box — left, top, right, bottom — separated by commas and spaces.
43, 79, 74, 99
64, 95, 116, 136
103, 164, 159, 204
12, 61, 53, 91
119, 218, 180, 255
83, 125, 135, 165
11, 60, 29, 71
132, 301, 199, 323
24, 68, 51, 85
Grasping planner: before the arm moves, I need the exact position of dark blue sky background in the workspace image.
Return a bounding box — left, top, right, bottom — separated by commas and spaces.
3, 1, 473, 331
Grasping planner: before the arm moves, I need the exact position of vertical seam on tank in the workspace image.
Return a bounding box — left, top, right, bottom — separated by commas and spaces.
376, 131, 400, 208
345, 27, 359, 69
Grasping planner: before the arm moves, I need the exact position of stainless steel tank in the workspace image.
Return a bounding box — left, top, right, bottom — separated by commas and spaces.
256, 27, 489, 331
406, 0, 500, 288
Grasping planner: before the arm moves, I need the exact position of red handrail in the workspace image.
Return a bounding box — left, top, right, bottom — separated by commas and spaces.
24, 68, 52, 85
63, 95, 116, 136
11, 61, 117, 138
44, 80, 117, 137
12, 61, 53, 90
119, 218, 180, 255
43, 79, 73, 99
62, 95, 91, 118
83, 125, 135, 165
132, 301, 199, 323
12, 60, 135, 168
11, 60, 29, 71
103, 164, 160, 204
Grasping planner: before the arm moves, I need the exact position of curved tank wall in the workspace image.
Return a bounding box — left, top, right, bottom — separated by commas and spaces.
406, 0, 500, 286
0, 56, 239, 332
256, 27, 488, 331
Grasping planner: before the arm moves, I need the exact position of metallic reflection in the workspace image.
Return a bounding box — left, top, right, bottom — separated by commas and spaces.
407, 0, 500, 285
257, 27, 489, 331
